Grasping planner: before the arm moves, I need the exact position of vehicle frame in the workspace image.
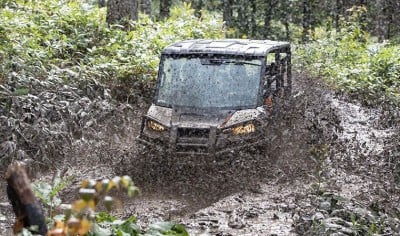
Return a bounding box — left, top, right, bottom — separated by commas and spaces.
137, 39, 292, 157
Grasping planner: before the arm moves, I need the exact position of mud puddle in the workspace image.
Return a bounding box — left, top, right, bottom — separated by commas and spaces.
182, 181, 304, 236
118, 156, 310, 236
328, 97, 396, 200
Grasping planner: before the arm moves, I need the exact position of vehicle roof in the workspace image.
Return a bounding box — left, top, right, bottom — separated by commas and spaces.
162, 39, 290, 57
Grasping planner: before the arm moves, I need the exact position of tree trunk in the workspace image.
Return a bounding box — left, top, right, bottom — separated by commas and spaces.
6, 162, 47, 235
264, 0, 277, 39
302, 0, 312, 41
335, 0, 343, 31
391, 0, 400, 38
386, 0, 400, 39
193, 0, 203, 17
99, 0, 106, 8
223, 0, 233, 29
249, 0, 257, 38
106, 0, 138, 24
376, 0, 387, 41
160, 0, 171, 19
140, 0, 151, 15
237, 0, 247, 36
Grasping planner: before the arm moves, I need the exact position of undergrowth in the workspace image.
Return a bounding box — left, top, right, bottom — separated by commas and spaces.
30, 175, 188, 236
295, 6, 400, 105
0, 0, 224, 100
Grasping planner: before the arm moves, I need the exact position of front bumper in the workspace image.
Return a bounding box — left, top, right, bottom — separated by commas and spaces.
136, 125, 264, 156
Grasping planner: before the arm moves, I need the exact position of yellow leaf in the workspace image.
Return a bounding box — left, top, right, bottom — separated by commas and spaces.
102, 179, 110, 190
78, 218, 92, 235
67, 217, 80, 235
87, 199, 96, 210
47, 228, 65, 236
80, 179, 89, 188
128, 186, 140, 197
81, 179, 96, 189
54, 220, 65, 229
112, 176, 121, 189
95, 181, 103, 193
79, 188, 96, 202
72, 199, 87, 212
106, 180, 116, 192
121, 176, 132, 188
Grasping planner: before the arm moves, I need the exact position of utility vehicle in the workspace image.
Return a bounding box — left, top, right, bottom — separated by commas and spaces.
137, 39, 291, 157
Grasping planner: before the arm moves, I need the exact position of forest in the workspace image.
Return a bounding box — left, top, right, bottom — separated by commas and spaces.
0, 0, 400, 235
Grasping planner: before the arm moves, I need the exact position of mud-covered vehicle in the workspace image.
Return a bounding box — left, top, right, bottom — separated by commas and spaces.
137, 39, 291, 157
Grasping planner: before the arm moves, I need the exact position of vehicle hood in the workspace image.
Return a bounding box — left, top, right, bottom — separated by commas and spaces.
146, 104, 264, 129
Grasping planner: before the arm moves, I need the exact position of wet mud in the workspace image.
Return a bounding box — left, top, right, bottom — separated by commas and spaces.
1, 73, 400, 235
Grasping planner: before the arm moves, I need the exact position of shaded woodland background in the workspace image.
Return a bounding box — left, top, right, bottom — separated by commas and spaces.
106, 0, 400, 42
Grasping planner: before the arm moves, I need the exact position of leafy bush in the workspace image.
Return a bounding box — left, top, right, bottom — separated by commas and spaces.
31, 176, 187, 236
0, 0, 224, 100
295, 6, 400, 104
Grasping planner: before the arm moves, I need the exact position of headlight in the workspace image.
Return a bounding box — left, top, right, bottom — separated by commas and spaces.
232, 123, 256, 135
147, 120, 166, 132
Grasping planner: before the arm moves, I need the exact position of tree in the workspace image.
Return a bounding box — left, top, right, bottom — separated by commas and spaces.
302, 0, 312, 41
249, 0, 257, 38
376, 0, 386, 41
386, 0, 400, 39
263, 0, 278, 39
98, 0, 106, 8
193, 0, 204, 17
160, 0, 171, 19
223, 0, 233, 29
180, 0, 400, 41
335, 0, 343, 30
140, 0, 152, 15
106, 0, 138, 24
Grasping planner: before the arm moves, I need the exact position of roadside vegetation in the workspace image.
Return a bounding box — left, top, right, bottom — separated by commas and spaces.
0, 0, 223, 100
295, 6, 400, 105
2, 2, 399, 104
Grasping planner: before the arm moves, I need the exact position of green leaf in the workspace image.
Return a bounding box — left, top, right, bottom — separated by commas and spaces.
96, 212, 117, 223
89, 222, 111, 236
145, 222, 189, 236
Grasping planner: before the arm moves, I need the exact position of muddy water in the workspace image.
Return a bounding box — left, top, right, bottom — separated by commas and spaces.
329, 97, 395, 199
181, 182, 302, 235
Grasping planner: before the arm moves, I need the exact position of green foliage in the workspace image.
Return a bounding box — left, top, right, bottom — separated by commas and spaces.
31, 176, 188, 236
88, 215, 189, 236
144, 222, 189, 236
90, 215, 141, 236
32, 175, 74, 216
295, 6, 400, 104
0, 0, 224, 98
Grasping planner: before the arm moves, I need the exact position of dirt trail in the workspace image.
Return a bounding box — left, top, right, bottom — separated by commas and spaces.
1, 74, 400, 235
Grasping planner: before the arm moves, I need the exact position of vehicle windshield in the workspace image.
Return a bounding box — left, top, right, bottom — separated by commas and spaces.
156, 56, 262, 109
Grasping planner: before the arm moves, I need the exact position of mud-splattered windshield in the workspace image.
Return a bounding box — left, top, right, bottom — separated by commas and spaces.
156, 56, 262, 108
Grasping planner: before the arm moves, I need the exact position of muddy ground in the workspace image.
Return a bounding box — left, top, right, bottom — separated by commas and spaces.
1, 73, 400, 235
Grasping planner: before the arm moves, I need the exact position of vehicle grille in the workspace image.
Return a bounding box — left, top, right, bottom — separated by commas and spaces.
176, 128, 210, 154
177, 128, 209, 138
